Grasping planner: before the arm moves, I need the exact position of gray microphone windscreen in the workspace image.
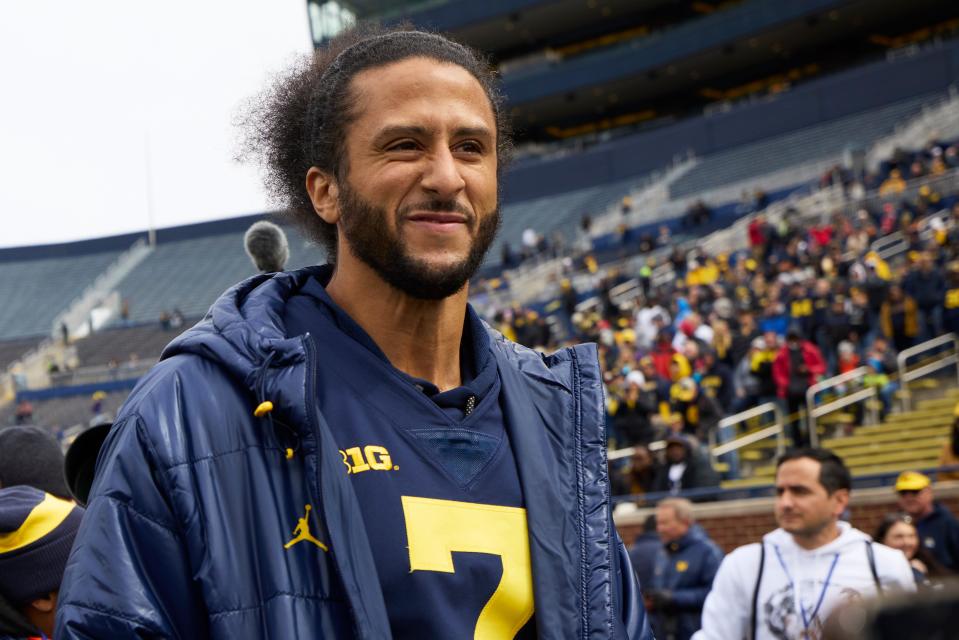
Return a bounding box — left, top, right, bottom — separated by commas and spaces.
244, 220, 289, 273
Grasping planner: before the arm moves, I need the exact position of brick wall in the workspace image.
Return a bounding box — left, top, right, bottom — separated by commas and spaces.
615, 482, 959, 554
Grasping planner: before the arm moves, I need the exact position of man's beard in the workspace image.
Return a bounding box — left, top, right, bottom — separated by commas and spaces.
336, 181, 500, 300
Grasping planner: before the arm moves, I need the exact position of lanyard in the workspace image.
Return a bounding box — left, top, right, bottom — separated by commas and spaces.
773, 545, 840, 633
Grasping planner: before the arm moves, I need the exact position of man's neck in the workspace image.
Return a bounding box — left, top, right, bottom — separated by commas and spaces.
325, 258, 468, 392
915, 503, 936, 521
791, 521, 842, 551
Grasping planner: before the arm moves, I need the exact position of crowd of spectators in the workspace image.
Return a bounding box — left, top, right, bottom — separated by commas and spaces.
489, 140, 959, 500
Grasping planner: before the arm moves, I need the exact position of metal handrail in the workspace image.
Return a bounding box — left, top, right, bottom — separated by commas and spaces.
607, 439, 666, 461
808, 386, 878, 439
709, 402, 785, 459
805, 366, 877, 445
897, 333, 959, 411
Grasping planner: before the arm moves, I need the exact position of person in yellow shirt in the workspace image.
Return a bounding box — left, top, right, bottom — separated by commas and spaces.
878, 168, 907, 197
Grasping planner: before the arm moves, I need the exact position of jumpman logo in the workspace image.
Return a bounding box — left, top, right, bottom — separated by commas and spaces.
284, 505, 328, 551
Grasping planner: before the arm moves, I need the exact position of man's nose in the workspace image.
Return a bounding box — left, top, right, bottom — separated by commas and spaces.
421, 147, 466, 198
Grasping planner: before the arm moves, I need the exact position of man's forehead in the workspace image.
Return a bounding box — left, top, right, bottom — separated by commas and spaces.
776, 458, 823, 486
349, 57, 493, 114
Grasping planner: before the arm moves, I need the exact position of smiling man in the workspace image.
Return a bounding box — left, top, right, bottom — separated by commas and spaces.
694, 449, 913, 640
55, 29, 650, 639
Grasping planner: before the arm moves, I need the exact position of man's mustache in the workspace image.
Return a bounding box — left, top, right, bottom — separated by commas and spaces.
399, 200, 474, 220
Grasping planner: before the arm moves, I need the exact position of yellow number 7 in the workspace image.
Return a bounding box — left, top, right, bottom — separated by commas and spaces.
401, 496, 535, 639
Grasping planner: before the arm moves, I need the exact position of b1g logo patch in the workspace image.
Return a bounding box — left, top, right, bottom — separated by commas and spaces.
339, 445, 399, 474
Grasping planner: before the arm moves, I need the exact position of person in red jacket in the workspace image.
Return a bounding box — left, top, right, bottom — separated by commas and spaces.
773, 326, 826, 447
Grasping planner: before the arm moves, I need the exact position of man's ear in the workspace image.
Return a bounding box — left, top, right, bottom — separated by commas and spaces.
29, 592, 56, 613
832, 488, 850, 516
306, 167, 340, 225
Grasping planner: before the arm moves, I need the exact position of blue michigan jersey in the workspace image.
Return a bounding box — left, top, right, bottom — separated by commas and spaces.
285, 276, 536, 639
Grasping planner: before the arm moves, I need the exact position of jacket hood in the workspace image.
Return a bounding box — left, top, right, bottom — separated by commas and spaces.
162, 268, 315, 385
763, 521, 870, 557
160, 268, 326, 434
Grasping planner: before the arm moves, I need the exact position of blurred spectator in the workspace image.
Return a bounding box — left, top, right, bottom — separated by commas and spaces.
13, 400, 33, 426
629, 514, 660, 590
896, 471, 959, 572
943, 263, 959, 335
612, 374, 661, 447
904, 251, 945, 340
874, 512, 951, 588
836, 340, 860, 375
646, 498, 723, 640
652, 434, 719, 496
0, 485, 85, 640
880, 284, 919, 352
938, 403, 959, 481
729, 312, 759, 365
656, 225, 671, 248
521, 227, 539, 261
772, 326, 826, 447
500, 242, 516, 269
879, 168, 907, 196
0, 426, 71, 499
683, 200, 712, 228
611, 445, 660, 499
862, 358, 894, 420
730, 337, 764, 414
90, 390, 110, 426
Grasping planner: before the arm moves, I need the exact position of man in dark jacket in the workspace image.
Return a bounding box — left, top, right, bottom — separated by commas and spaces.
653, 434, 720, 497
904, 252, 945, 339
629, 515, 660, 590
55, 28, 650, 640
896, 471, 959, 571
645, 498, 723, 640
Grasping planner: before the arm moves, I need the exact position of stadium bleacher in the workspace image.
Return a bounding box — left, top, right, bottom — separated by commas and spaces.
114, 231, 325, 325
0, 335, 42, 371
2, 389, 128, 432
668, 94, 940, 199
0, 249, 122, 340
72, 323, 186, 368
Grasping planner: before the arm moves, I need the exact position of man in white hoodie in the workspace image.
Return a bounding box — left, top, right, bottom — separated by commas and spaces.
694, 448, 914, 640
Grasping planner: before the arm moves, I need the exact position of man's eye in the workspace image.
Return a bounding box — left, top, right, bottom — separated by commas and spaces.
455, 141, 483, 154
388, 140, 419, 151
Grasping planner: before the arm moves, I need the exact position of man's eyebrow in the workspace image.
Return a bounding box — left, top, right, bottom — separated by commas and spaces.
374, 125, 431, 141
372, 124, 493, 142
452, 126, 494, 139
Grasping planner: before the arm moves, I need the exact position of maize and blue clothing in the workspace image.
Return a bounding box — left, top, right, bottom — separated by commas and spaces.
0, 486, 84, 640
916, 501, 959, 572
56, 266, 651, 639
283, 277, 535, 638
648, 529, 723, 640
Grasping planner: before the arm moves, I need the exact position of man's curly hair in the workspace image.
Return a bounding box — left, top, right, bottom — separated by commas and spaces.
239, 25, 512, 261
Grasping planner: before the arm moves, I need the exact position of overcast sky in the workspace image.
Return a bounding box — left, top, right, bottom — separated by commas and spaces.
1, 1, 312, 248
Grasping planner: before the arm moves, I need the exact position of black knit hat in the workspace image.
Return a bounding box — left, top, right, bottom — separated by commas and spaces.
0, 426, 70, 499
0, 485, 84, 605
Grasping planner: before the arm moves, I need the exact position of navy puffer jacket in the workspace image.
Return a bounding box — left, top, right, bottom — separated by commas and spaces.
56, 267, 651, 639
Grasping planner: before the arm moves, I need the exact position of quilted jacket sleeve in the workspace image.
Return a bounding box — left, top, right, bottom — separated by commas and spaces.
616, 533, 654, 640
56, 414, 209, 639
